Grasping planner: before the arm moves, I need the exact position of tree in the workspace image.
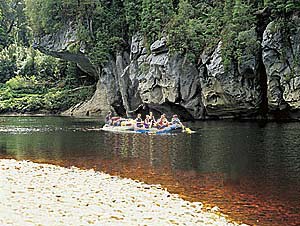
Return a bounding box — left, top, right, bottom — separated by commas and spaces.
0, 8, 7, 48
265, 0, 300, 16
141, 0, 174, 45
1, 0, 30, 47
167, 0, 204, 61
221, 0, 256, 69
124, 0, 142, 35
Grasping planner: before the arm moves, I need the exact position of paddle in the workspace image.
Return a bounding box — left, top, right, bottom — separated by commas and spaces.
182, 125, 194, 134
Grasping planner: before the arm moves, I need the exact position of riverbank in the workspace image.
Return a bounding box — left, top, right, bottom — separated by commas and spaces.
1, 112, 299, 124
0, 159, 245, 226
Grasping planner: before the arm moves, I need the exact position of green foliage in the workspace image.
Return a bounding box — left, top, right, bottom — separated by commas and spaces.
25, 0, 64, 35
0, 86, 13, 101
6, 75, 37, 90
265, 0, 300, 16
221, 0, 256, 69
124, 0, 142, 35
0, 95, 43, 113
0, 81, 95, 113
168, 0, 257, 65
88, 31, 111, 65
64, 62, 80, 88
0, 9, 6, 48
0, 43, 67, 83
167, 0, 205, 61
236, 28, 260, 62
25, 0, 129, 66
0, 0, 31, 47
43, 87, 94, 112
89, 1, 127, 64
0, 49, 17, 83
23, 0, 300, 69
141, 0, 174, 45
0, 1, 94, 114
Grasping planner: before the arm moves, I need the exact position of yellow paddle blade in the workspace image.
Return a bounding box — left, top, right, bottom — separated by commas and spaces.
121, 121, 126, 126
185, 128, 192, 134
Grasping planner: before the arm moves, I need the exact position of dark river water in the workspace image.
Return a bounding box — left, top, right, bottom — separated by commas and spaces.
0, 116, 300, 226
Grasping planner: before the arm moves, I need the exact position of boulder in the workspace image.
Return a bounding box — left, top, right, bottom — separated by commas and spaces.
150, 37, 168, 55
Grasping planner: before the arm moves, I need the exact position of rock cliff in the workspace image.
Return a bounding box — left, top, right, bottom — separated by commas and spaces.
33, 15, 300, 120
262, 16, 300, 118
199, 40, 262, 118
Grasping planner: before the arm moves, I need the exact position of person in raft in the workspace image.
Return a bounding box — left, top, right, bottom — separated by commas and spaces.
156, 114, 169, 129
143, 115, 151, 129
112, 117, 123, 126
105, 111, 112, 126
149, 111, 156, 128
171, 114, 184, 128
105, 111, 123, 126
135, 113, 143, 127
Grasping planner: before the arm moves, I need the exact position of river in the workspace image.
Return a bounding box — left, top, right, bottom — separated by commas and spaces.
0, 116, 299, 226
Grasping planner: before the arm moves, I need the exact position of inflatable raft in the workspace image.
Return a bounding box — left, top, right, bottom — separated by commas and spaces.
101, 124, 194, 134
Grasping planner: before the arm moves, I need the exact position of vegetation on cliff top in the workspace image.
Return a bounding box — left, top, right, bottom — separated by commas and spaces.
0, 0, 95, 114
23, 0, 300, 65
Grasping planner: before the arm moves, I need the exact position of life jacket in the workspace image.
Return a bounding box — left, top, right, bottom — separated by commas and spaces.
172, 118, 180, 124
149, 116, 156, 123
105, 115, 111, 123
135, 117, 142, 123
144, 118, 150, 124
158, 118, 164, 126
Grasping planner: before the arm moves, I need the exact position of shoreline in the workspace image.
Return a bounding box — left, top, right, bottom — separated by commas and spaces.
0, 159, 245, 226
0, 113, 300, 123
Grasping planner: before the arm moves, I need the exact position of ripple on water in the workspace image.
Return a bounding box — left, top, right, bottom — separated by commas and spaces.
0, 126, 57, 134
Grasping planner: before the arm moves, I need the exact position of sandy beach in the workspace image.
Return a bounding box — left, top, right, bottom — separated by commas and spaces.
0, 159, 245, 226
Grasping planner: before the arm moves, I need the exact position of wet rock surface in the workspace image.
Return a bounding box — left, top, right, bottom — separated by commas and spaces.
0, 159, 244, 226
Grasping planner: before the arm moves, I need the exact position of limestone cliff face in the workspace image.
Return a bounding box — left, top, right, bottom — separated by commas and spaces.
33, 15, 300, 120
122, 35, 203, 120
33, 23, 98, 77
199, 39, 262, 118
262, 15, 300, 118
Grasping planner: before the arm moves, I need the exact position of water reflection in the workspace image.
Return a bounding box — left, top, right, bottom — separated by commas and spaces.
0, 116, 300, 225
99, 125, 300, 226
